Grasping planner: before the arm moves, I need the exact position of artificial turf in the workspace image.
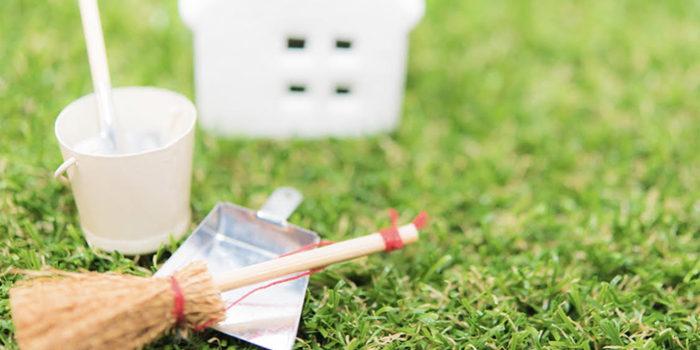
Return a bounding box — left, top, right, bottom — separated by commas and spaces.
2, 0, 700, 349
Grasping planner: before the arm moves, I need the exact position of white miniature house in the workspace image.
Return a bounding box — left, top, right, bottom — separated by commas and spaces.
179, 0, 425, 138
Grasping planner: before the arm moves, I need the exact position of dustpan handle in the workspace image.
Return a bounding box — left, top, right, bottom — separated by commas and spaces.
213, 223, 419, 291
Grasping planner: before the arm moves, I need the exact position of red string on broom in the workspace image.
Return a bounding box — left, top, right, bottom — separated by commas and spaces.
168, 276, 186, 325
188, 209, 428, 331
9, 210, 428, 350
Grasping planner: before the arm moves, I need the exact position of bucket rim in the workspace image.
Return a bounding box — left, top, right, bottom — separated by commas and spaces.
54, 86, 197, 159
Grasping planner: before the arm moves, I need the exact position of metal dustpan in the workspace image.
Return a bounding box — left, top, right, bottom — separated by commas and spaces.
154, 187, 319, 350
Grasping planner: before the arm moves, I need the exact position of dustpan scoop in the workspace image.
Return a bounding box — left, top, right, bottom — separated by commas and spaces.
154, 187, 319, 350
7, 188, 425, 350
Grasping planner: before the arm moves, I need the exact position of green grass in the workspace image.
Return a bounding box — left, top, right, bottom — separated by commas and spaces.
2, 0, 700, 349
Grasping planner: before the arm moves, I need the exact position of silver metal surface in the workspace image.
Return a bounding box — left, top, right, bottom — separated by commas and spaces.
154, 188, 319, 350
256, 187, 303, 227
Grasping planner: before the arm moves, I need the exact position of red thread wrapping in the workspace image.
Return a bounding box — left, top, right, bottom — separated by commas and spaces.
192, 246, 334, 331
278, 241, 336, 258
412, 211, 429, 229
225, 267, 326, 311
379, 208, 403, 252
193, 317, 218, 332
169, 276, 185, 325
192, 209, 428, 331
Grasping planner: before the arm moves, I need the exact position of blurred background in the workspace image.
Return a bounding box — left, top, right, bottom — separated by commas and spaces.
2, 0, 700, 348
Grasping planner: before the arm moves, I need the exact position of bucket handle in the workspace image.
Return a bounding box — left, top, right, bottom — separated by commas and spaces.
54, 157, 77, 186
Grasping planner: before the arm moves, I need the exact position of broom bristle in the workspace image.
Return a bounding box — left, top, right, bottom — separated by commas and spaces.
10, 261, 225, 350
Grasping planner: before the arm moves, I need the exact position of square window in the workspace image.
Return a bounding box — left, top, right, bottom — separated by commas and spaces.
335, 86, 351, 95
335, 40, 352, 49
287, 38, 306, 49
289, 85, 306, 93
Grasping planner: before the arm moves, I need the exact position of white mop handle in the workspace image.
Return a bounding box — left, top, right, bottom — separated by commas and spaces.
78, 0, 119, 144
213, 224, 419, 291
78, 0, 112, 90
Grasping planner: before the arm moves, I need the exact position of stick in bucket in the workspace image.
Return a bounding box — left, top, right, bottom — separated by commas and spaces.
77, 0, 162, 155
9, 212, 428, 350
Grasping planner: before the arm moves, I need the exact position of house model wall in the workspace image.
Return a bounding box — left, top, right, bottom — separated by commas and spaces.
179, 0, 425, 138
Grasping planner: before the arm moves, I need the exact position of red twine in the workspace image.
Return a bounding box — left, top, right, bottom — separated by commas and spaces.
225, 267, 326, 311
190, 208, 428, 331
378, 209, 429, 252
277, 241, 337, 258
412, 211, 429, 229
379, 209, 403, 252
168, 276, 185, 325
193, 317, 217, 332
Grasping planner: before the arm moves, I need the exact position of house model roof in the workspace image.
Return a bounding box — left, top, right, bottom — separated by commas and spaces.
179, 0, 425, 31
178, 0, 426, 139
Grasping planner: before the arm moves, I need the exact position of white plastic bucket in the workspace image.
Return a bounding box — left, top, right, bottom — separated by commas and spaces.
54, 87, 196, 255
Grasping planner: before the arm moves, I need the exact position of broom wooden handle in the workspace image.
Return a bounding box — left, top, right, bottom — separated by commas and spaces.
213, 223, 419, 291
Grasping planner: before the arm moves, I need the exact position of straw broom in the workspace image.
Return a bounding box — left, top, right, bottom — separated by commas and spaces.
10, 214, 427, 350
